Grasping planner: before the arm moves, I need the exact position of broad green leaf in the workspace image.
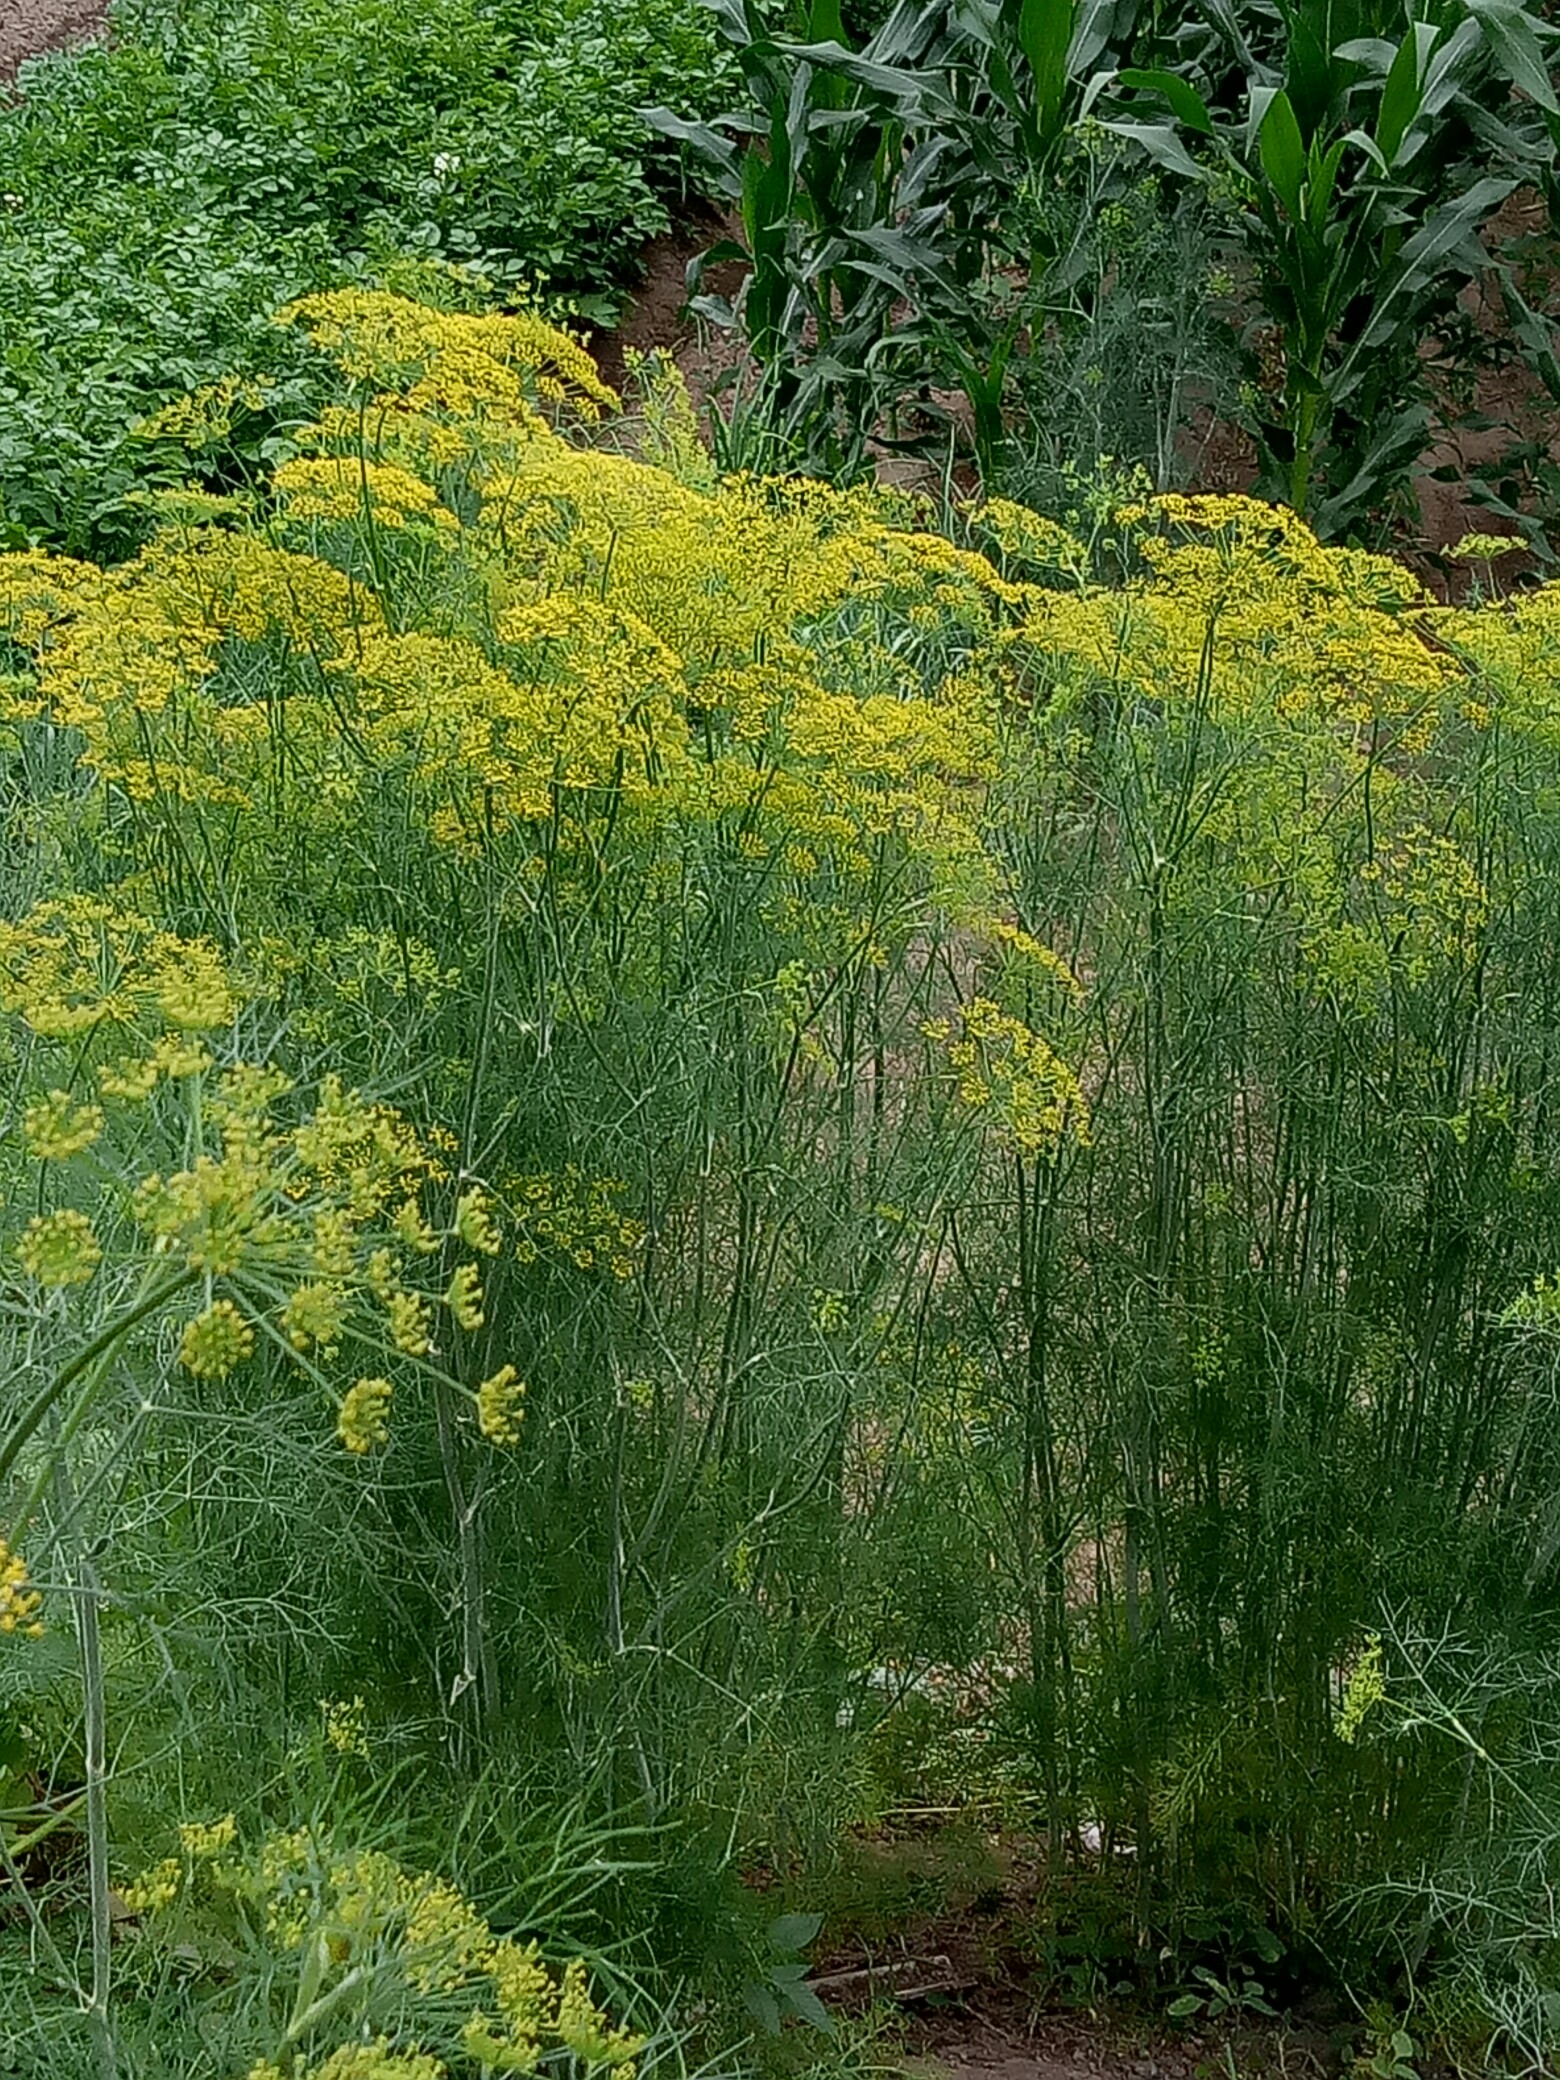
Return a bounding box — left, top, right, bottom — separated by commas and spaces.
1201, 0, 1260, 70
782, 40, 958, 116
1020, 0, 1076, 144
1118, 65, 1215, 133
1390, 173, 1518, 278
743, 1985, 783, 2036
1258, 89, 1307, 219
740, 140, 768, 251
705, 0, 755, 51
1079, 65, 1116, 117
1283, 8, 1334, 141
805, 0, 851, 107
1338, 174, 1516, 382
1069, 0, 1119, 72
1465, 0, 1560, 115
1374, 22, 1433, 168
637, 107, 743, 192
807, 0, 846, 44
1307, 133, 1348, 224
1101, 117, 1205, 178
1335, 36, 1396, 72
1312, 403, 1430, 535
1422, 17, 1488, 116
768, 1910, 824, 1951
1246, 79, 1280, 155
692, 237, 752, 268
1342, 123, 1389, 175
782, 1979, 837, 2036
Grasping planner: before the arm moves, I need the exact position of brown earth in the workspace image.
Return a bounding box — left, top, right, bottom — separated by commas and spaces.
588, 209, 750, 405
813, 1920, 1337, 2080
792, 1823, 1345, 2080
0, 0, 107, 79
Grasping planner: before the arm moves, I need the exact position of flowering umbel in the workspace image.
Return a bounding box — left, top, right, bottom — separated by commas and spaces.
338, 1379, 393, 1455
476, 1365, 526, 1446
0, 1540, 43, 1637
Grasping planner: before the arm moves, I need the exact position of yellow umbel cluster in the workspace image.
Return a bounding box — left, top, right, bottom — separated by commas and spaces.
127, 1817, 644, 2080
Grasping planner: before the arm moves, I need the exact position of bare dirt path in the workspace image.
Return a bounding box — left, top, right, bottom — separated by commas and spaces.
0, 0, 108, 80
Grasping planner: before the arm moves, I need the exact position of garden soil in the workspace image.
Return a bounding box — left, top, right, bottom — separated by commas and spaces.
0, 0, 107, 77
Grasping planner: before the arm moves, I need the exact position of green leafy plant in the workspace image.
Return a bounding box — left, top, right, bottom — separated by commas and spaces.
1112, 0, 1555, 531
1167, 1962, 1279, 2023
0, 0, 735, 555
1352, 2020, 1419, 2080
744, 1912, 835, 2037
644, 0, 1138, 477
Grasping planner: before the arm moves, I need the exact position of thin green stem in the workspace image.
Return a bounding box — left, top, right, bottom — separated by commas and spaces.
1, 1266, 201, 1533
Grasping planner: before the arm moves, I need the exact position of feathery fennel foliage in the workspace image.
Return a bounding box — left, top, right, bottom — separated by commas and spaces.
4, 293, 1560, 2065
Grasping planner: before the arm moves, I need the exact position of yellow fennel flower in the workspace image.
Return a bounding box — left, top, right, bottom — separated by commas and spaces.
1336, 1635, 1387, 1745
123, 1856, 183, 1914
178, 1299, 255, 1379
319, 1693, 370, 1757
402, 1874, 495, 1991
444, 1262, 484, 1330
455, 1188, 502, 1255
0, 1539, 44, 1636
1448, 532, 1522, 561
555, 1956, 646, 2070
476, 1365, 526, 1446
394, 1198, 439, 1254
97, 1054, 161, 1102
366, 1247, 399, 1300
302, 2043, 445, 2080
154, 940, 239, 1029
282, 1282, 347, 1354
179, 1813, 237, 1858
18, 1208, 102, 1287
386, 1289, 432, 1358
312, 1207, 359, 1279
152, 1033, 214, 1080
338, 1378, 392, 1455
23, 1089, 104, 1161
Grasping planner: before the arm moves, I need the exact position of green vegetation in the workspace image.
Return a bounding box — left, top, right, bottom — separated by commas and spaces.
5, 3, 1560, 2078
0, 0, 730, 555
660, 0, 1558, 539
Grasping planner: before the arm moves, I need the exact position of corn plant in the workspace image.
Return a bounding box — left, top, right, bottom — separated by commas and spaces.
1112, 0, 1555, 532
643, 0, 1134, 476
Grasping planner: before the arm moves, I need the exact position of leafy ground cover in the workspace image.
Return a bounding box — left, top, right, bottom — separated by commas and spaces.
0, 0, 731, 557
